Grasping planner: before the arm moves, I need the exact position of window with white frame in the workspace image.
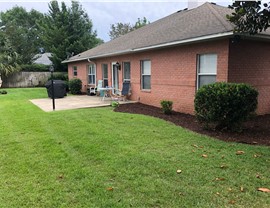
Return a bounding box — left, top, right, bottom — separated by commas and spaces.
123, 62, 131, 82
141, 60, 151, 90
197, 54, 217, 89
73, 66, 77, 76
88, 64, 96, 85
102, 64, 108, 87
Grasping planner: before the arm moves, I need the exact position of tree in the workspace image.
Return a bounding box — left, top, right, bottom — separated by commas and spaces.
0, 32, 21, 85
0, 7, 44, 64
227, 1, 270, 34
109, 17, 150, 40
109, 23, 134, 40
39, 0, 102, 71
134, 17, 150, 29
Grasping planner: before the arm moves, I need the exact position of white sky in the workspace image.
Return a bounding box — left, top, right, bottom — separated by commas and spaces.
0, 0, 232, 42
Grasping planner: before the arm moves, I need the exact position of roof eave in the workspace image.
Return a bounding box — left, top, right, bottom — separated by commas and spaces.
62, 32, 234, 64
62, 57, 89, 64
133, 31, 234, 52
61, 49, 133, 64
243, 33, 270, 41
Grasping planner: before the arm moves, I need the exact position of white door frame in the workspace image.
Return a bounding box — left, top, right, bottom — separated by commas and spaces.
111, 62, 119, 94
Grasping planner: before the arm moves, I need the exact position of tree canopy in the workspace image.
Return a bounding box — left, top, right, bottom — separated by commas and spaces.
109, 17, 150, 40
0, 0, 103, 73
0, 32, 21, 77
39, 0, 102, 71
0, 6, 44, 65
228, 1, 270, 34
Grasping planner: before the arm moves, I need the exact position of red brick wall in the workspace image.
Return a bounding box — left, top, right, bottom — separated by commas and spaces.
68, 39, 229, 114
228, 39, 270, 115
68, 60, 89, 92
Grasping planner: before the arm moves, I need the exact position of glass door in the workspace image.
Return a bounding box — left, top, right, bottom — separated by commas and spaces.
112, 63, 119, 94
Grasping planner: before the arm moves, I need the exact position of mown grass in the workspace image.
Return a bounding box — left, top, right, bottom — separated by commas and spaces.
0, 88, 269, 207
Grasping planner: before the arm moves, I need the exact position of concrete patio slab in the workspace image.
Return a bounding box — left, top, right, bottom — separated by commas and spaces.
30, 95, 136, 112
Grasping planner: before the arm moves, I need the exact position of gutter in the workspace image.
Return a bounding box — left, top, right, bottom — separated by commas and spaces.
62, 32, 234, 64
243, 33, 270, 40
62, 49, 132, 64
133, 32, 234, 52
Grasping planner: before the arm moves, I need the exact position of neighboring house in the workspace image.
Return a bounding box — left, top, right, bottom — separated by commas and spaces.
34, 53, 52, 65
62, 2, 270, 115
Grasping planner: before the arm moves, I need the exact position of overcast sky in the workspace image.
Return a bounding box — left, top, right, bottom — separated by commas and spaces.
0, 0, 232, 42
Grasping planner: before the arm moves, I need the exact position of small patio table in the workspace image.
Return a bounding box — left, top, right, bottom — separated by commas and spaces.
99, 87, 114, 101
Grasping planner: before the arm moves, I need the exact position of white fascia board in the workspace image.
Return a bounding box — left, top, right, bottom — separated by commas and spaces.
133, 32, 234, 52
62, 49, 133, 63
88, 49, 133, 59
246, 33, 270, 40
62, 32, 234, 64
62, 57, 89, 64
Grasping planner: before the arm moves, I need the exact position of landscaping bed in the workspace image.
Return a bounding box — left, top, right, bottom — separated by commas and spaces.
115, 103, 270, 146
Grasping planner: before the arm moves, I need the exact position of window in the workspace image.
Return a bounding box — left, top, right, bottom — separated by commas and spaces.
102, 64, 108, 87
141, 60, 151, 90
197, 54, 217, 89
88, 64, 96, 85
73, 66, 77, 76
123, 62, 131, 82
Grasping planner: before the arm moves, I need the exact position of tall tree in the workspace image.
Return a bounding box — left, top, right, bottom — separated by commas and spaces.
40, 0, 102, 71
109, 17, 150, 40
134, 17, 150, 29
109, 23, 134, 40
227, 1, 270, 34
0, 7, 44, 64
0, 32, 21, 84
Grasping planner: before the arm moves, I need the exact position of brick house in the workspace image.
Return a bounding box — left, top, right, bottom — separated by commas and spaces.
63, 3, 270, 115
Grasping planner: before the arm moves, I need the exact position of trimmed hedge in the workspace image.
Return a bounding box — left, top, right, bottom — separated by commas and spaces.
69, 78, 82, 95
194, 82, 258, 131
0, 90, 7, 95
48, 73, 69, 82
21, 64, 49, 72
160, 100, 173, 115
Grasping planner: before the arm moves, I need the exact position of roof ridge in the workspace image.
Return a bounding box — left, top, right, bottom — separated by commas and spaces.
205, 2, 233, 31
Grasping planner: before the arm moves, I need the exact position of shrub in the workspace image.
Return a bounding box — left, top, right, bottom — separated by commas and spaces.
194, 82, 258, 131
21, 64, 49, 72
111, 101, 120, 108
69, 78, 82, 95
160, 100, 173, 115
48, 73, 69, 82
0, 90, 7, 94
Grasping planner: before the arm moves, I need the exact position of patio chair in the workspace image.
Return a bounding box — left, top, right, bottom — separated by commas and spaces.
96, 80, 103, 96
112, 81, 131, 101
88, 86, 96, 95
87, 84, 96, 95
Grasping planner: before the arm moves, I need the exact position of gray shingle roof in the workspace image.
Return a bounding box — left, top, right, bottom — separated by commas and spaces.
62, 3, 235, 63
34, 53, 52, 65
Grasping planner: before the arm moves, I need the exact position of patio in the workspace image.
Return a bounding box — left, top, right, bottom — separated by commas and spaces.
30, 95, 136, 112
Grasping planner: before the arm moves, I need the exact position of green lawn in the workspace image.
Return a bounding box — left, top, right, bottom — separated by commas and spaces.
0, 88, 269, 208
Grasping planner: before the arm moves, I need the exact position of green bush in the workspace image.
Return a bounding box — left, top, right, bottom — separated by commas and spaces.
194, 82, 258, 131
160, 100, 173, 115
111, 101, 120, 108
69, 78, 82, 95
48, 73, 69, 81
21, 64, 49, 72
0, 90, 7, 95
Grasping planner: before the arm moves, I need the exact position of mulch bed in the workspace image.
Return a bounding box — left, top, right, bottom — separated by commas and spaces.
114, 103, 270, 146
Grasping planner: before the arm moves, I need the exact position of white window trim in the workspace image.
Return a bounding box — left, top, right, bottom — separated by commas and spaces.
73, 66, 77, 77
196, 54, 217, 89
123, 62, 131, 82
88, 64, 96, 85
141, 60, 151, 90
102, 64, 108, 87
